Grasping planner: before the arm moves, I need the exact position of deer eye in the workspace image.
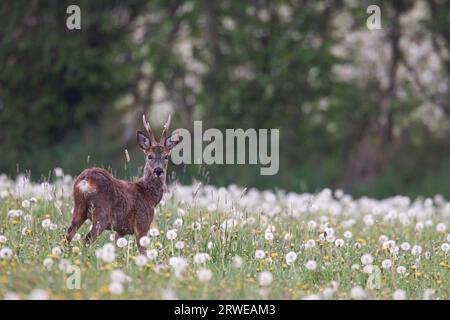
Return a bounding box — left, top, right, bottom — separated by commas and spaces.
164, 155, 169, 160
148, 154, 153, 160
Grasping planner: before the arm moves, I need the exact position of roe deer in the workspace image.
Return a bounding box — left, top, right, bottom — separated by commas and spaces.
65, 114, 180, 253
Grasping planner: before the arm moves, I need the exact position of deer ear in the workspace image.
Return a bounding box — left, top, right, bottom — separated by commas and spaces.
165, 134, 182, 150
137, 130, 151, 151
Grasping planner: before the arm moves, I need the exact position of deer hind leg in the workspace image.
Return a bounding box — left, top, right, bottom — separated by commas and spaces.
65, 203, 87, 243
84, 208, 110, 245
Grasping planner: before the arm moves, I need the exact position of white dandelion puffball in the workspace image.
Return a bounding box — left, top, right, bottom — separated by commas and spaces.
400, 242, 411, 251
51, 247, 62, 256
175, 241, 185, 250
0, 247, 13, 260
351, 264, 360, 271
441, 243, 449, 253
146, 249, 158, 260
109, 282, 123, 295
305, 239, 316, 249
207, 241, 213, 250
149, 228, 160, 237
197, 268, 213, 282
43, 258, 54, 269
335, 239, 344, 247
73, 233, 81, 241
4, 292, 20, 300
258, 271, 273, 286
135, 255, 148, 267
232, 255, 243, 268
381, 259, 392, 269
139, 236, 151, 247
111, 270, 127, 283
0, 235, 7, 243
436, 223, 446, 233
28, 289, 49, 300
354, 242, 362, 249
174, 218, 183, 227
255, 250, 266, 259
393, 289, 406, 300
350, 286, 367, 299
21, 200, 30, 208
363, 265, 374, 274
396, 266, 407, 274
169, 257, 188, 277
41, 219, 51, 229
344, 231, 352, 239
116, 237, 128, 248
265, 232, 274, 241
166, 229, 178, 240
193, 253, 211, 264
305, 260, 317, 271
411, 245, 422, 256
49, 223, 58, 231
360, 254, 373, 265
285, 251, 297, 265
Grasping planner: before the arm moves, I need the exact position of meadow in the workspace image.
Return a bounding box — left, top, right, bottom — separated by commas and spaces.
0, 169, 449, 300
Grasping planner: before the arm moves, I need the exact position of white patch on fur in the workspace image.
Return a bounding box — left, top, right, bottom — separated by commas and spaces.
77, 179, 96, 194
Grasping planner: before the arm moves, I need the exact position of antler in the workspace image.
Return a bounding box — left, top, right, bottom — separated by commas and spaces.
160, 114, 171, 143
142, 114, 157, 145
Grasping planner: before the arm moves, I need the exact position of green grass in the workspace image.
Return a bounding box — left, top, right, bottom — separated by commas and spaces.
0, 182, 449, 300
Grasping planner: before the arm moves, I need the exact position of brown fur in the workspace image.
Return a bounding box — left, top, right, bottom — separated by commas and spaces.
65, 115, 179, 253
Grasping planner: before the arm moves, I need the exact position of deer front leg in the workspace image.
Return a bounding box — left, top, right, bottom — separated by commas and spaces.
134, 214, 152, 254
65, 206, 87, 243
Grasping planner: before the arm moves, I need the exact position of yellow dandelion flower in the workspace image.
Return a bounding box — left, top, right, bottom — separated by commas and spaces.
11, 219, 20, 225
439, 261, 447, 267
271, 252, 278, 258
411, 265, 417, 271
99, 286, 109, 294
48, 254, 58, 260
155, 242, 162, 249
72, 246, 80, 254
324, 255, 331, 262
357, 238, 366, 246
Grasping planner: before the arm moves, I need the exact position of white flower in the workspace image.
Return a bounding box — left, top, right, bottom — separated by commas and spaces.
43, 258, 54, 269
307, 221, 317, 230
135, 255, 148, 267
305, 260, 317, 271
109, 282, 123, 295
264, 232, 274, 241
4, 292, 20, 300
415, 222, 424, 231
139, 236, 151, 247
197, 268, 212, 282
335, 239, 344, 247
49, 223, 57, 231
396, 266, 407, 274
29, 289, 49, 300
192, 221, 202, 231
400, 242, 411, 251
175, 241, 185, 250
54, 167, 64, 177
326, 235, 336, 243
51, 247, 62, 256
411, 245, 422, 256
258, 271, 273, 286
193, 253, 211, 264
221, 219, 237, 231
174, 218, 183, 227
350, 286, 366, 299
21, 200, 30, 208
149, 228, 160, 237
435, 222, 446, 233
0, 247, 13, 260
363, 265, 374, 274
111, 270, 128, 283
255, 250, 266, 259
344, 231, 352, 239
116, 237, 128, 248
207, 241, 213, 250
354, 242, 362, 249
232, 255, 243, 268
351, 264, 360, 271
378, 235, 389, 244
285, 251, 297, 265
73, 233, 81, 241
146, 249, 158, 260
423, 288, 435, 300
360, 254, 373, 265
305, 239, 316, 249
393, 289, 406, 300
381, 259, 392, 269
284, 233, 291, 241
41, 219, 51, 229
169, 257, 188, 277
441, 243, 449, 253
0, 235, 7, 243
166, 229, 178, 240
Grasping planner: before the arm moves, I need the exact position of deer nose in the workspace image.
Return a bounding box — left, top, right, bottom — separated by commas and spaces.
154, 168, 164, 177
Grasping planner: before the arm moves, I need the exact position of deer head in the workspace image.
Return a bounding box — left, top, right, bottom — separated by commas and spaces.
136, 114, 181, 181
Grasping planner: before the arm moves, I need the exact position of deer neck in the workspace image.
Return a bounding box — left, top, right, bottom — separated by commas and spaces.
140, 173, 165, 205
